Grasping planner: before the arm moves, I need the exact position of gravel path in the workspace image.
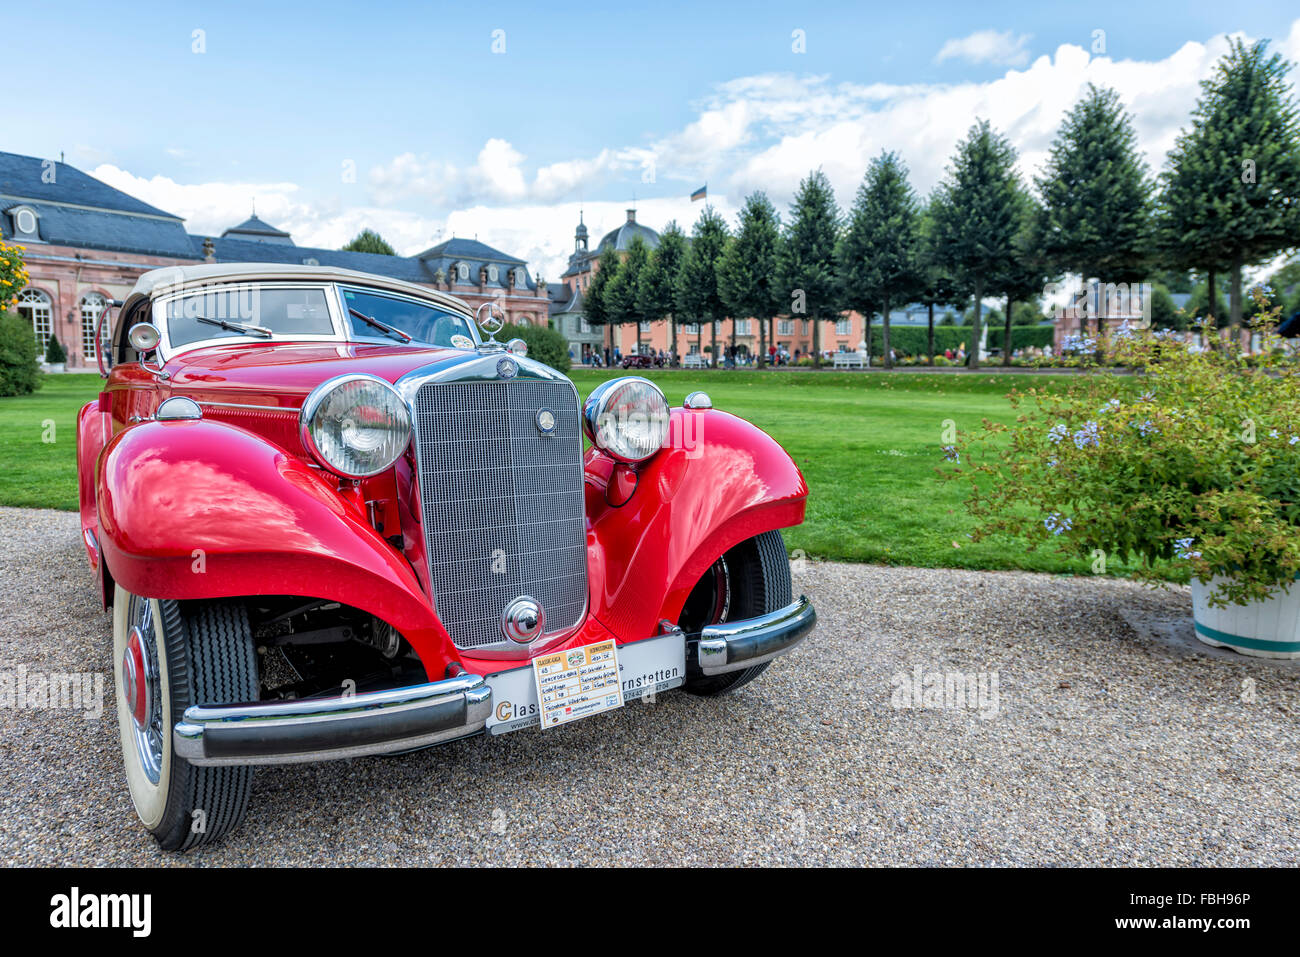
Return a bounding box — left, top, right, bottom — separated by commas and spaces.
1, 505, 1297, 866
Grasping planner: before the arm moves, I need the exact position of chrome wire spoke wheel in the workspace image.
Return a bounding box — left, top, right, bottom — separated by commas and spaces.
121, 594, 164, 783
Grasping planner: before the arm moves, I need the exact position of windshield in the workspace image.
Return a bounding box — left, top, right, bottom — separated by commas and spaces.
341, 286, 477, 349
165, 286, 334, 347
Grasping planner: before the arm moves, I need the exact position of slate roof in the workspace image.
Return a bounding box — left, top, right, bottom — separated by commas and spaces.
221, 215, 294, 243
414, 236, 526, 264
0, 151, 179, 219
413, 236, 536, 291
0, 151, 197, 257
596, 211, 660, 254
549, 284, 583, 315
2, 202, 198, 258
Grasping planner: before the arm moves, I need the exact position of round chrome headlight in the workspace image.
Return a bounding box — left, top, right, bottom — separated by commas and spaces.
582, 376, 670, 463
300, 374, 412, 478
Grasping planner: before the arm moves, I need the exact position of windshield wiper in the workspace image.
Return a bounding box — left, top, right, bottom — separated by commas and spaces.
196, 316, 273, 338
349, 308, 412, 343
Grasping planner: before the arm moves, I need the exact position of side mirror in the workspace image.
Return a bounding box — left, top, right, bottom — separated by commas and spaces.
128, 323, 169, 380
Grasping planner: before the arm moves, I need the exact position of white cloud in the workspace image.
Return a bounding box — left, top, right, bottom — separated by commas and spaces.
936, 29, 1033, 67
368, 141, 634, 208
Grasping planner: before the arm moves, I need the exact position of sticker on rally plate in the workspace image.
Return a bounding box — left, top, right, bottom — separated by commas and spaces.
534, 640, 622, 730
486, 633, 686, 735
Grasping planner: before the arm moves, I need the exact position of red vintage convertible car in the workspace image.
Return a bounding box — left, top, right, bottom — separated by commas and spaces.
79, 263, 814, 849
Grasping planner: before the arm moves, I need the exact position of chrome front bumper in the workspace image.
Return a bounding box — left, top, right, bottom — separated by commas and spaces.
172, 595, 815, 766
694, 594, 817, 675
173, 671, 492, 766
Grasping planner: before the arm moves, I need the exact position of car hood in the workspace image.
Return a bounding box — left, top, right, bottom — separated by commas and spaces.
163, 341, 468, 407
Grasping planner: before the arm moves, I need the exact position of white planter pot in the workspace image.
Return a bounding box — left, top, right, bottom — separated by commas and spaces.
1191, 577, 1300, 660
46, 363, 65, 374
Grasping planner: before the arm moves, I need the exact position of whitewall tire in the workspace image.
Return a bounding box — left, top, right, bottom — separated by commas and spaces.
111, 584, 259, 849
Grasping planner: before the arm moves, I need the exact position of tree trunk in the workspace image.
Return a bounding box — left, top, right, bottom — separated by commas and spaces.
758, 314, 767, 369
1003, 293, 1013, 367
1230, 256, 1243, 329
730, 319, 737, 367
1207, 269, 1217, 323
882, 297, 892, 370
1079, 274, 1088, 337
710, 317, 718, 368
864, 314, 872, 367
670, 315, 677, 366
812, 317, 821, 368
927, 302, 935, 365
969, 282, 983, 370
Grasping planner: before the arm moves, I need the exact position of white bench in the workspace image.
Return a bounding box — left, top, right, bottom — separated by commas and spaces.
682, 354, 707, 369
833, 353, 866, 369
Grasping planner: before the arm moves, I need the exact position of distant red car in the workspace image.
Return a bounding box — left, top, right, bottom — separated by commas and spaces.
79, 264, 815, 849
620, 353, 664, 369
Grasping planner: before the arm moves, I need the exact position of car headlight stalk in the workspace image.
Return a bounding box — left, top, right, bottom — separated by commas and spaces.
300, 374, 412, 478
582, 376, 670, 463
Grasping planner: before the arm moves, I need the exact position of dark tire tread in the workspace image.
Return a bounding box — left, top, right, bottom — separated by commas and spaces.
683, 529, 791, 697
153, 600, 257, 851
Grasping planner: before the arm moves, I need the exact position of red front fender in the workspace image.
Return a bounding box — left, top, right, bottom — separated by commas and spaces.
95, 419, 454, 679
585, 408, 808, 642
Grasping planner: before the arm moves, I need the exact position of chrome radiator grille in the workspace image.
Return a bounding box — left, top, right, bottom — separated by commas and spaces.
412, 378, 587, 650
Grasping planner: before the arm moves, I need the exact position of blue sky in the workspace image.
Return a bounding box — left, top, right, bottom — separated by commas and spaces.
11, 1, 1300, 276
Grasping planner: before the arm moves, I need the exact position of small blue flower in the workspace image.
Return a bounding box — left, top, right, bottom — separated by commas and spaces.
942, 445, 959, 462
1173, 537, 1202, 560
1047, 458, 1058, 469
1044, 513, 1072, 536
1135, 420, 1158, 437
1270, 429, 1280, 439
1073, 421, 1100, 449
1291, 436, 1299, 446
1048, 424, 1069, 445
1098, 398, 1121, 414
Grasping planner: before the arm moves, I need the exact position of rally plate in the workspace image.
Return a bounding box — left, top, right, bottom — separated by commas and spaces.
485, 633, 687, 735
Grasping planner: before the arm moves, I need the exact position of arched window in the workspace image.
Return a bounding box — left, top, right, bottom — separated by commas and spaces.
15, 288, 53, 353
80, 292, 109, 362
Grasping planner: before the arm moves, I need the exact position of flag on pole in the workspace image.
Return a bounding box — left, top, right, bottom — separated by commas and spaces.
690, 185, 707, 202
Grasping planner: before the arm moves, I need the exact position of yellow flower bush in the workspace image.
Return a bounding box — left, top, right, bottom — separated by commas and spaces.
0, 240, 30, 311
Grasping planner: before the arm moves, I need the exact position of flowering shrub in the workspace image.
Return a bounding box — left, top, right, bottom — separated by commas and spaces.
941, 300, 1300, 608
0, 240, 30, 311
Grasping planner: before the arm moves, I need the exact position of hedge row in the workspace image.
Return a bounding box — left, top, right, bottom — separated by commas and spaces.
863, 324, 1054, 356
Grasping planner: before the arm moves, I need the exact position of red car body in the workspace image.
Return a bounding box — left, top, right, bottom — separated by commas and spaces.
79, 265, 810, 685
81, 264, 815, 846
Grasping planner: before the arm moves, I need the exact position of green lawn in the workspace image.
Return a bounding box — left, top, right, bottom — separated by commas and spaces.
570, 369, 1120, 575
0, 374, 100, 511
0, 368, 1116, 577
